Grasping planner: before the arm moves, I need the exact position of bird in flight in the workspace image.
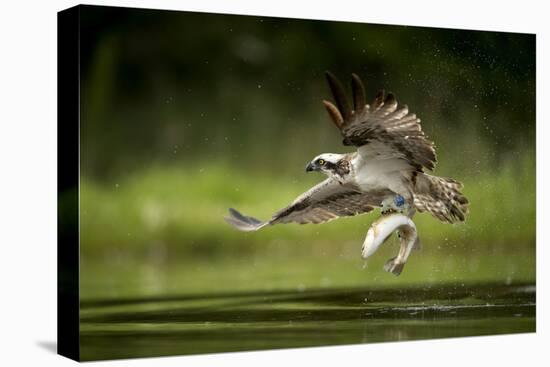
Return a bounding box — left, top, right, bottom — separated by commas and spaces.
225, 72, 468, 236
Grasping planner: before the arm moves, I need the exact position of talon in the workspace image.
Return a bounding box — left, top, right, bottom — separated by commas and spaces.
381, 207, 395, 215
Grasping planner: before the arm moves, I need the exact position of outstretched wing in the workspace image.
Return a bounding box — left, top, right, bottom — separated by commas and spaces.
225, 178, 393, 232
322, 72, 437, 171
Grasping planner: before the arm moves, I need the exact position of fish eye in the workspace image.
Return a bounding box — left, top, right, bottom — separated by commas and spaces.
318, 159, 325, 165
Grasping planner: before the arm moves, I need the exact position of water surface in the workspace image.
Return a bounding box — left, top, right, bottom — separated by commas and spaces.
80, 282, 535, 361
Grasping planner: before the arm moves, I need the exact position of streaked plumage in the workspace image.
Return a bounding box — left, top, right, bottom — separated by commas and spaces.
225, 178, 394, 231
226, 72, 468, 232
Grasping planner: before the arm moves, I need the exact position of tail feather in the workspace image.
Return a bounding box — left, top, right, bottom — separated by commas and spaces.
413, 174, 469, 223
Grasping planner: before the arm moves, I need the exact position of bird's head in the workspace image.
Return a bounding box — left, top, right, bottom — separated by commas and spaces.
305, 153, 349, 178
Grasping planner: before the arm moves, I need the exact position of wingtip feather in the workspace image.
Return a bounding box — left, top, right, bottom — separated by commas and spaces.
351, 73, 366, 113
225, 208, 266, 232
322, 100, 344, 129
325, 71, 351, 121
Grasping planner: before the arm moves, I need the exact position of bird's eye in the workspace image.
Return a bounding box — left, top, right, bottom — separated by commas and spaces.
318, 159, 325, 165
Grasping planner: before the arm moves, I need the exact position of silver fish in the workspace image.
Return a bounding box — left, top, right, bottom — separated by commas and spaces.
361, 213, 420, 276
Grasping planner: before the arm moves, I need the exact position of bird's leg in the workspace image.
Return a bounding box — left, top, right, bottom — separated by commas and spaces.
380, 197, 394, 214
380, 194, 410, 215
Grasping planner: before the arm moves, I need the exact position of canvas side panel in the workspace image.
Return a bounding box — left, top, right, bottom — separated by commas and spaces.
57, 5, 81, 362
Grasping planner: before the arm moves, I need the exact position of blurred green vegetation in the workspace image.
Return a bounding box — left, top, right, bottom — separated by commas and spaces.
76, 6, 536, 298
78, 156, 535, 299
80, 156, 535, 260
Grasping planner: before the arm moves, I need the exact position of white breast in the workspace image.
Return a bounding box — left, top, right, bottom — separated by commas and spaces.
351, 154, 412, 192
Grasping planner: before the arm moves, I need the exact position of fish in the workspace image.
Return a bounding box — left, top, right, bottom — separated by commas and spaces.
361, 213, 420, 276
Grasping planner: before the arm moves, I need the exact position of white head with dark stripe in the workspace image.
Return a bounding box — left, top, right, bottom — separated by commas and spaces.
305, 153, 350, 181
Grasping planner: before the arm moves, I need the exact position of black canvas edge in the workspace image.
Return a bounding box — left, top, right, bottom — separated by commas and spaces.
57, 5, 81, 362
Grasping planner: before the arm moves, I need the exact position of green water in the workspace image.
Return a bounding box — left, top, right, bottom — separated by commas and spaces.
79, 241, 536, 361
80, 281, 535, 361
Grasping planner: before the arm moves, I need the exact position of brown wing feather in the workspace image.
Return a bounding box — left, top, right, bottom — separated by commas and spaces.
413, 174, 469, 223
323, 72, 437, 171
225, 178, 393, 231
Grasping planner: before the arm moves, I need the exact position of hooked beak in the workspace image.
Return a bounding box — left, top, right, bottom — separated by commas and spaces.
305, 161, 317, 172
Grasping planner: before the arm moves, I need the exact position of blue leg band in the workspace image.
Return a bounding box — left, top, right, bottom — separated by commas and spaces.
394, 195, 405, 207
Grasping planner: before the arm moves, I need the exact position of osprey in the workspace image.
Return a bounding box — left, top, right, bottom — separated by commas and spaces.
225, 72, 468, 247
